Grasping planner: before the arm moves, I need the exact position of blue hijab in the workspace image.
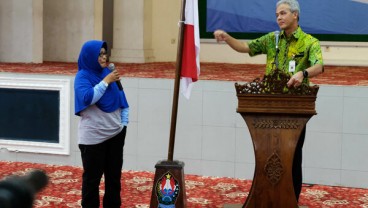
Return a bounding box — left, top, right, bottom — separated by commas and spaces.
74, 40, 129, 116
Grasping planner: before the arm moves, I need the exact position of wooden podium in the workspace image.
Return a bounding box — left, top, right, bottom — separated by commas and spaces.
234, 69, 319, 208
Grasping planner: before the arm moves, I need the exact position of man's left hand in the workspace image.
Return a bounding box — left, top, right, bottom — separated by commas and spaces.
287, 71, 304, 88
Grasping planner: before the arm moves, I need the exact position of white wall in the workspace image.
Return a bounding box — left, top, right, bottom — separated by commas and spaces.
199, 41, 368, 66
1, 73, 368, 188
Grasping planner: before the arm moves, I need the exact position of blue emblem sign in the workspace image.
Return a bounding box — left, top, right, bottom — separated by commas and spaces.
155, 172, 180, 208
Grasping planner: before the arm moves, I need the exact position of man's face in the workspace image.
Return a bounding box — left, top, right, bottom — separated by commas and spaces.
276, 3, 298, 30
98, 48, 108, 68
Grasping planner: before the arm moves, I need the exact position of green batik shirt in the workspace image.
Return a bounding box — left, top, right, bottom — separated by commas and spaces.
248, 27, 323, 83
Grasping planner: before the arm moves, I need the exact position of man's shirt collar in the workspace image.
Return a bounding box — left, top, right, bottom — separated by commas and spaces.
281, 26, 302, 40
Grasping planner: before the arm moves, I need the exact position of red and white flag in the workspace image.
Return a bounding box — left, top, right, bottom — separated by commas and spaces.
181, 0, 200, 99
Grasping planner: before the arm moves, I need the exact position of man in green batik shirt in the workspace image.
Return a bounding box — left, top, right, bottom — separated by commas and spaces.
214, 0, 324, 203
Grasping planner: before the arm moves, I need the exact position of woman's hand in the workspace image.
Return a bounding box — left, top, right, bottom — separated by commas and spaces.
103, 70, 120, 85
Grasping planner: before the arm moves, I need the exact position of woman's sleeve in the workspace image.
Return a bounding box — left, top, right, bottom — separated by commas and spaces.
90, 81, 108, 105
121, 107, 129, 126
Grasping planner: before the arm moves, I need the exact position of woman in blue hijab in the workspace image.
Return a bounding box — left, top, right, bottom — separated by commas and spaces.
74, 40, 129, 208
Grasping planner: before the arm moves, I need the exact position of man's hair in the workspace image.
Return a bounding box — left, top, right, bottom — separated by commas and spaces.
277, 0, 300, 19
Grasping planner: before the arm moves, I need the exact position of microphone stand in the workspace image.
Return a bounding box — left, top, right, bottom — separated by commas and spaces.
274, 48, 280, 70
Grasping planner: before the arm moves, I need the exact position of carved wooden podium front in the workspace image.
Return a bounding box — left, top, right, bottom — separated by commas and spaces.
235, 69, 319, 208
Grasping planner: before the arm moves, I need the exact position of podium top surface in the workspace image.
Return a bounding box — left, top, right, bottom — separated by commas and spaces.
235, 69, 319, 115
235, 69, 319, 97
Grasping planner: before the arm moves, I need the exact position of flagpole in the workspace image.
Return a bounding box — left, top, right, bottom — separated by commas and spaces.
149, 1, 188, 206
167, 0, 186, 162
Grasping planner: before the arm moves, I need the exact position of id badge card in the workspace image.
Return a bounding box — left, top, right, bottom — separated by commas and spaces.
289, 60, 295, 73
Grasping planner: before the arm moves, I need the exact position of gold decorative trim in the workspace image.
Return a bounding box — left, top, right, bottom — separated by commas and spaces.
253, 119, 300, 129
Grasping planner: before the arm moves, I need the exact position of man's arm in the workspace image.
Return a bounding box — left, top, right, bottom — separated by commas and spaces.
305, 63, 324, 78
213, 30, 250, 53
287, 63, 323, 88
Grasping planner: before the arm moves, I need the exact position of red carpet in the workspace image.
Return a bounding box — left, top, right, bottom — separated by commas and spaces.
1, 62, 368, 86
0, 161, 368, 207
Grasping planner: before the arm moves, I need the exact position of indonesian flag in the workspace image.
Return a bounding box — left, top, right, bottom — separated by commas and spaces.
181, 0, 200, 99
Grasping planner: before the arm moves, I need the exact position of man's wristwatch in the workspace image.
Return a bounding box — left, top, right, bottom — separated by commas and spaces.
303, 70, 309, 78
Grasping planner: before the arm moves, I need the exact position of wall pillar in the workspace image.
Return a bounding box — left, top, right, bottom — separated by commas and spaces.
110, 0, 154, 63
0, 0, 43, 63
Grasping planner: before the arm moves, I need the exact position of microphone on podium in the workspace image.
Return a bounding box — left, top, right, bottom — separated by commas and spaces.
274, 30, 280, 51
274, 30, 280, 69
108, 63, 123, 90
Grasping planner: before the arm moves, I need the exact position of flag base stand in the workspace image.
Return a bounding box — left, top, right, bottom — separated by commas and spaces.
149, 160, 186, 208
